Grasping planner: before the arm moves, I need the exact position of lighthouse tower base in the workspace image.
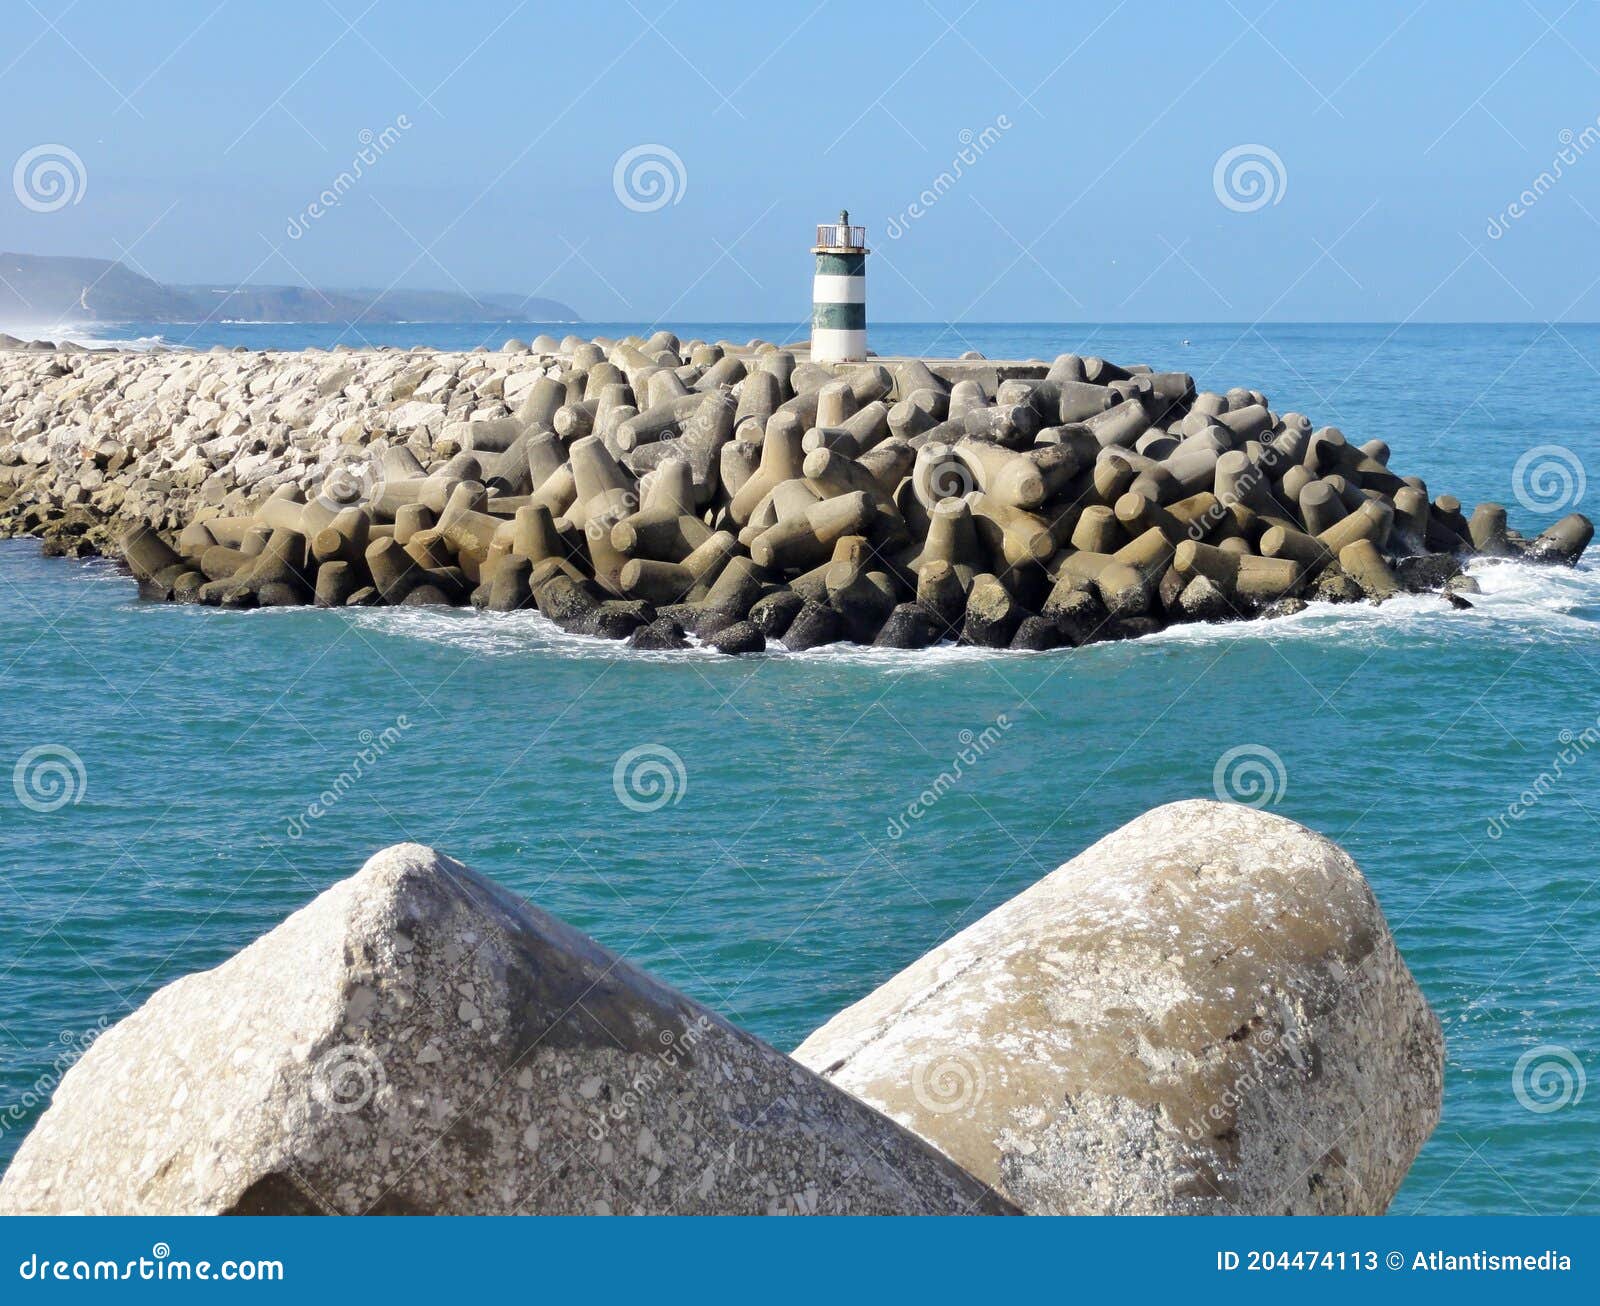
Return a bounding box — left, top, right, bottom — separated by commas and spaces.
810, 327, 867, 363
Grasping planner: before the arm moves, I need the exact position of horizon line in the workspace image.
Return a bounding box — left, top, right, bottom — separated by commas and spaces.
8, 318, 1600, 329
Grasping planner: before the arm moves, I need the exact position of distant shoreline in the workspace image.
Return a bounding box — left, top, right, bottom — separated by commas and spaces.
0, 251, 581, 332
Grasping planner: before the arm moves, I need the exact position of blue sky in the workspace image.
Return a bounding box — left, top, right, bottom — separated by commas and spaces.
4, 0, 1600, 322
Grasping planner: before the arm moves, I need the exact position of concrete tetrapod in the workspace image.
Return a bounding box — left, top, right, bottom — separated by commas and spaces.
6, 336, 1593, 654
794, 801, 1444, 1216
0, 844, 1015, 1216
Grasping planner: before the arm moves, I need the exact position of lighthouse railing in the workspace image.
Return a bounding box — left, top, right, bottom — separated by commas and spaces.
814, 223, 865, 249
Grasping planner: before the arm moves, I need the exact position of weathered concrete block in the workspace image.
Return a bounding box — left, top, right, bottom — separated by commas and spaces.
0, 844, 1011, 1216
794, 800, 1443, 1215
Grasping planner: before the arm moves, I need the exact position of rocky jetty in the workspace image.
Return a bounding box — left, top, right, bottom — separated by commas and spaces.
0, 807, 1443, 1215
793, 800, 1443, 1215
0, 843, 1013, 1216
1, 333, 1590, 652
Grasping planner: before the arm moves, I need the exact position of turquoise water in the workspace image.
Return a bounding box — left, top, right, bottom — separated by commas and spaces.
3, 323, 1598, 1215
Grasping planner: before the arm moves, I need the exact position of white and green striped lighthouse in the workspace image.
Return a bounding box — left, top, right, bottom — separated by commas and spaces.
811, 209, 868, 362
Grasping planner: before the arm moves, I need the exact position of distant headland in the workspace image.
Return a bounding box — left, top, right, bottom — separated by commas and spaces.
0, 252, 580, 327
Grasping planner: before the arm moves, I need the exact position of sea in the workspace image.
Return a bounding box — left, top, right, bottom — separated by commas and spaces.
1, 321, 1596, 1215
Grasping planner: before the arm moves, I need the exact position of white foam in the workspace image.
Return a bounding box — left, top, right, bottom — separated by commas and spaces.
338, 608, 1031, 668
346, 605, 716, 663
0, 319, 166, 351
68, 325, 167, 352
1146, 556, 1600, 651
1465, 555, 1600, 620
180, 557, 1600, 667
109, 334, 168, 352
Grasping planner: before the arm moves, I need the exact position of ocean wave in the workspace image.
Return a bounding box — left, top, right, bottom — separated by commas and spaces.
1467, 555, 1600, 619
0, 319, 168, 351
110, 545, 1597, 669
238, 601, 983, 668
310, 557, 1598, 666
1145, 556, 1600, 650
91, 333, 168, 352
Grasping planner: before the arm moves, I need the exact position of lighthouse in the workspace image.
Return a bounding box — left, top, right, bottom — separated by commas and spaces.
811, 209, 868, 362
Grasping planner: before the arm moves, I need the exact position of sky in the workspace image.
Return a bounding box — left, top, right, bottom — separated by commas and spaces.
3, 0, 1600, 323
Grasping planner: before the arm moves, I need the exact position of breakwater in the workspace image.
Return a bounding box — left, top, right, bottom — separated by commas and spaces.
0, 332, 1591, 653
